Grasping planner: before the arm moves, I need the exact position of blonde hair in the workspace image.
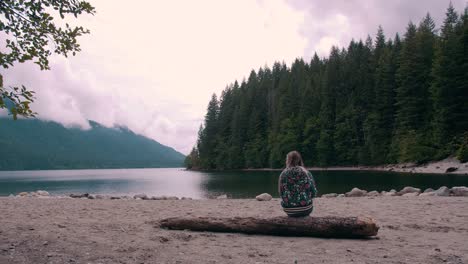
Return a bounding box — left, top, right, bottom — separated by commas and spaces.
286, 151, 304, 168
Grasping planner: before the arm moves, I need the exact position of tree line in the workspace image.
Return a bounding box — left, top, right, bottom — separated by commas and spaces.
186, 4, 468, 170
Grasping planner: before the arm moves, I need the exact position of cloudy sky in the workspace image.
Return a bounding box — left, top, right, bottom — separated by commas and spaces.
2, 0, 466, 154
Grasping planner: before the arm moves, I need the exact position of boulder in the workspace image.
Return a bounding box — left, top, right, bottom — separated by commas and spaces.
398, 187, 421, 196
434, 186, 450, 196
70, 193, 89, 198
110, 196, 121, 200
423, 188, 435, 193
95, 194, 108, 199
36, 190, 49, 196
151, 196, 168, 200
216, 194, 228, 199
445, 167, 458, 173
345, 188, 367, 197
451, 186, 468, 196
87, 194, 96, 199
321, 193, 338, 198
181, 197, 193, 200
382, 189, 397, 196
367, 191, 380, 197
337, 194, 345, 198
402, 192, 419, 197
419, 192, 436, 197
18, 192, 28, 197
134, 194, 148, 200
255, 193, 273, 201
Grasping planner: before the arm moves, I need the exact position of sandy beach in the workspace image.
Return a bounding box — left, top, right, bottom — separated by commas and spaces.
1, 196, 467, 264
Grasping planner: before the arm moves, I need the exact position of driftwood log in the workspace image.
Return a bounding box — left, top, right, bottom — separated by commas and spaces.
160, 216, 379, 238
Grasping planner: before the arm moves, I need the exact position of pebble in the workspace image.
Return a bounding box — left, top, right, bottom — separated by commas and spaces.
255, 193, 273, 201
345, 188, 367, 197
134, 194, 148, 200
398, 186, 421, 195
434, 186, 450, 196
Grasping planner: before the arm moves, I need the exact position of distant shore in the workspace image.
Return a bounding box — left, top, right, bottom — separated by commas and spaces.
242, 157, 468, 175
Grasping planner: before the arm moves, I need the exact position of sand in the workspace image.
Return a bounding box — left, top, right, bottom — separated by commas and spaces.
1, 196, 467, 264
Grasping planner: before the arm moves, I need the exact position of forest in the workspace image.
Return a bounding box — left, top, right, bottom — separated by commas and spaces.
186, 4, 468, 170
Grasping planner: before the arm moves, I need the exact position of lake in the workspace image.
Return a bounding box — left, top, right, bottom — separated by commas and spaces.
0, 168, 467, 198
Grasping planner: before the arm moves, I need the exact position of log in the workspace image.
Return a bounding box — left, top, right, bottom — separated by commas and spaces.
160, 216, 379, 238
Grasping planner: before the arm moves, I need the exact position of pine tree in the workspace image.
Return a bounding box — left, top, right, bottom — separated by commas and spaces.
431, 4, 468, 158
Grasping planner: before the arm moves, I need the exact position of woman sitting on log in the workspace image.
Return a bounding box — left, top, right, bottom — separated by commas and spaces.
279, 151, 318, 217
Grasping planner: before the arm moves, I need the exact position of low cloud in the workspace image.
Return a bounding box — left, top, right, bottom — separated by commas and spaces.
1, 0, 307, 154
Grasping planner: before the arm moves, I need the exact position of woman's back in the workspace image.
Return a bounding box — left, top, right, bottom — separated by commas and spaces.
279, 166, 317, 209
278, 151, 318, 217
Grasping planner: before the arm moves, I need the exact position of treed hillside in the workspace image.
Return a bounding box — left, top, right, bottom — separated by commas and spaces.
186, 5, 468, 170
0, 118, 185, 170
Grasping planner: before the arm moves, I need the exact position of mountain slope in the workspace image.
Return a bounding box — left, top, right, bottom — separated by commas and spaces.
0, 118, 185, 170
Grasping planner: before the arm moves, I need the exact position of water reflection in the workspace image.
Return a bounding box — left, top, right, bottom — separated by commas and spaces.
0, 168, 467, 198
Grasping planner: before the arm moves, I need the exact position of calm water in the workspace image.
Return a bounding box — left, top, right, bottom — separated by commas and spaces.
0, 168, 467, 198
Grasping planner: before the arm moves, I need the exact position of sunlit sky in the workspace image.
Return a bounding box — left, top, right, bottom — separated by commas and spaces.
2, 0, 466, 154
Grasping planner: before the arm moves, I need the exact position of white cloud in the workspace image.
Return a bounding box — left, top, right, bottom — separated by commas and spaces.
289, 0, 467, 58
1, 0, 307, 154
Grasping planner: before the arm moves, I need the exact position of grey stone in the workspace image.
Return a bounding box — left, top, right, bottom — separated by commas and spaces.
151, 196, 168, 200
321, 193, 338, 198
367, 191, 380, 197
345, 188, 367, 197
133, 194, 148, 200
87, 194, 96, 199
337, 194, 345, 198
181, 197, 193, 200
402, 192, 419, 197
36, 190, 50, 196
423, 188, 435, 193
434, 186, 450, 196
216, 194, 228, 199
381, 191, 393, 196
445, 167, 458, 173
398, 187, 421, 196
255, 193, 273, 201
451, 186, 468, 196
70, 193, 88, 198
95, 194, 107, 199
419, 191, 436, 197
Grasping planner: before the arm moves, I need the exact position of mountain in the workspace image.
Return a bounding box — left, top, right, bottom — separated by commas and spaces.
0, 118, 185, 170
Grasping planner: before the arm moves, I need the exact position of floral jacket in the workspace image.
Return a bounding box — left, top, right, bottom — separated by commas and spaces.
278, 166, 317, 208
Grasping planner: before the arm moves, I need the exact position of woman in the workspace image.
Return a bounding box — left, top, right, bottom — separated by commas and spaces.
278, 151, 317, 217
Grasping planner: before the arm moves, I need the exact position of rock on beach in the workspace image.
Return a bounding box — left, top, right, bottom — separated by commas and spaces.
255, 193, 272, 201
451, 186, 468, 196
345, 188, 367, 197
398, 187, 421, 196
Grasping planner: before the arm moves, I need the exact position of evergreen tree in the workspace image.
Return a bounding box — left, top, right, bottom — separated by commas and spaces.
188, 4, 467, 169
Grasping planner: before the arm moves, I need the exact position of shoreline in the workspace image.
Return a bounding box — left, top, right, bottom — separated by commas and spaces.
241, 157, 468, 175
